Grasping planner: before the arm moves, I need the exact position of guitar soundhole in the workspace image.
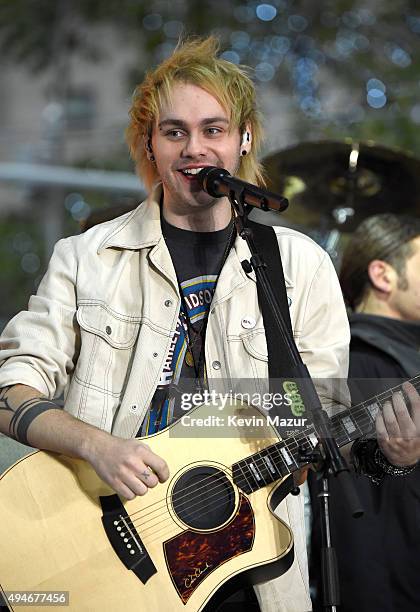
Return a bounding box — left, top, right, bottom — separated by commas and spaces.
171, 467, 235, 530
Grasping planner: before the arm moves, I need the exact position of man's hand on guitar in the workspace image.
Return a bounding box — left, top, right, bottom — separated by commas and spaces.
376, 382, 420, 467
86, 432, 169, 500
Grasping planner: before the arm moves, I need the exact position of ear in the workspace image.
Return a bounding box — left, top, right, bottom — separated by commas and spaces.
367, 259, 396, 294
240, 124, 252, 155
144, 135, 155, 161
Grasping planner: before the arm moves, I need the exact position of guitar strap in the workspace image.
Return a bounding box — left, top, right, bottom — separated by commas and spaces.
246, 220, 295, 378
245, 221, 308, 435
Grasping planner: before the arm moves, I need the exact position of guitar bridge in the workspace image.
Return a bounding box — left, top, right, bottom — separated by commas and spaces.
100, 494, 157, 584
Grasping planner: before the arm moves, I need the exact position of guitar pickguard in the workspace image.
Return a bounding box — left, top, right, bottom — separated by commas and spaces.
163, 493, 254, 604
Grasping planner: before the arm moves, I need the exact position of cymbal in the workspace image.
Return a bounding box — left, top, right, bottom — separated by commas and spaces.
262, 140, 420, 231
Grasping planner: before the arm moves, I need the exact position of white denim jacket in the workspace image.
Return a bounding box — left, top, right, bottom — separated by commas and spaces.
0, 186, 350, 611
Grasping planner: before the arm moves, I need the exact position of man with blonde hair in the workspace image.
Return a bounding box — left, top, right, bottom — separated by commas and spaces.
0, 38, 417, 611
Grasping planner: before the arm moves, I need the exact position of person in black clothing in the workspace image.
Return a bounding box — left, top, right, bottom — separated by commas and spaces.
310, 213, 420, 612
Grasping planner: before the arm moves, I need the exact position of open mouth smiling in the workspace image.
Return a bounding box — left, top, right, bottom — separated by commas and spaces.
178, 166, 210, 181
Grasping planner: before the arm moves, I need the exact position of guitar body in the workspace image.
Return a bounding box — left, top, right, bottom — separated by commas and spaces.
0, 401, 294, 611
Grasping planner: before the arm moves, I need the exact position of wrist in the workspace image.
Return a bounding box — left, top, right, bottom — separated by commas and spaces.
351, 438, 418, 484
374, 447, 418, 476
351, 438, 383, 484
79, 426, 110, 463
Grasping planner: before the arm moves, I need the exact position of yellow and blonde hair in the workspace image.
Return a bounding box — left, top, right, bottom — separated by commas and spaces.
126, 36, 265, 190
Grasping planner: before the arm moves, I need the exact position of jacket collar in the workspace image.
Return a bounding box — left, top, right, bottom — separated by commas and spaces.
97, 184, 163, 253
97, 183, 293, 288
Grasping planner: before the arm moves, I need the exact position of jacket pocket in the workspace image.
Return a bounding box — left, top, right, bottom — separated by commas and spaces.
76, 302, 139, 349
229, 330, 269, 398
241, 330, 268, 362
75, 302, 140, 395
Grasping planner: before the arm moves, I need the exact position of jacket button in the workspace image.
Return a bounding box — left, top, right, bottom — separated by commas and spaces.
212, 360, 221, 370
164, 299, 173, 307
105, 325, 112, 335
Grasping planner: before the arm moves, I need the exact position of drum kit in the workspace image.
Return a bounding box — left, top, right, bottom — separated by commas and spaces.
251, 140, 420, 266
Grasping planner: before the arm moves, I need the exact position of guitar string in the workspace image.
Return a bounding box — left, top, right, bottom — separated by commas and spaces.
126, 432, 300, 529
139, 413, 387, 547
127, 374, 420, 525
128, 421, 411, 551
138, 445, 302, 546
137, 427, 320, 547
136, 481, 243, 545
120, 411, 402, 552
123, 427, 317, 545
329, 376, 420, 442
125, 395, 413, 548
139, 438, 317, 548
119, 435, 298, 550
142, 489, 256, 548
124, 471, 279, 549
126, 374, 420, 524
137, 388, 420, 549
126, 376, 419, 540
125, 420, 317, 529
125, 436, 289, 525
117, 377, 420, 548
133, 419, 322, 523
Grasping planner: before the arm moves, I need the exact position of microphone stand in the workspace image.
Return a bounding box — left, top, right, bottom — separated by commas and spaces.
227, 189, 364, 612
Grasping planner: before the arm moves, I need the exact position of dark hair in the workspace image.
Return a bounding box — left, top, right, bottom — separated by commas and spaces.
339, 213, 420, 309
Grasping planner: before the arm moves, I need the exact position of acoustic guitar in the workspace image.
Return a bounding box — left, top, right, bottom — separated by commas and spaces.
0, 379, 403, 611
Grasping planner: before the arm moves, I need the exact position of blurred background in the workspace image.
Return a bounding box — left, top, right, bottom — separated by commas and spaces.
1, 0, 420, 468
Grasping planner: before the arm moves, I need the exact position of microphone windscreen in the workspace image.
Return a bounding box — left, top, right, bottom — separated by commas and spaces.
198, 167, 230, 197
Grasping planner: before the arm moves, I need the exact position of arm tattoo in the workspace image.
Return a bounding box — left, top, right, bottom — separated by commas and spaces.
8, 397, 61, 446
0, 388, 14, 414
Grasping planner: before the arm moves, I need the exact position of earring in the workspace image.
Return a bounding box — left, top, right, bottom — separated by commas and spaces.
146, 138, 155, 162
241, 130, 250, 156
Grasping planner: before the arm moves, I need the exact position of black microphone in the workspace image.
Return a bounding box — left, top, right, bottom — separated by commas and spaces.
198, 166, 288, 212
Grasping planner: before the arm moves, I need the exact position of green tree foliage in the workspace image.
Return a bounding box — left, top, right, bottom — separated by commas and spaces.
1, 0, 419, 151
0, 1, 419, 322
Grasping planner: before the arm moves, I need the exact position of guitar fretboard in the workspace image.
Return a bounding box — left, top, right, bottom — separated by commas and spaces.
232, 374, 420, 495
232, 426, 319, 494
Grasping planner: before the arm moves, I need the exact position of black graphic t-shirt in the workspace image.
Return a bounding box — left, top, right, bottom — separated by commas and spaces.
140, 216, 234, 435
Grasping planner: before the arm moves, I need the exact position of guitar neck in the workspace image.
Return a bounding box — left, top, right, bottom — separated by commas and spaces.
330, 373, 420, 447
232, 373, 420, 495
